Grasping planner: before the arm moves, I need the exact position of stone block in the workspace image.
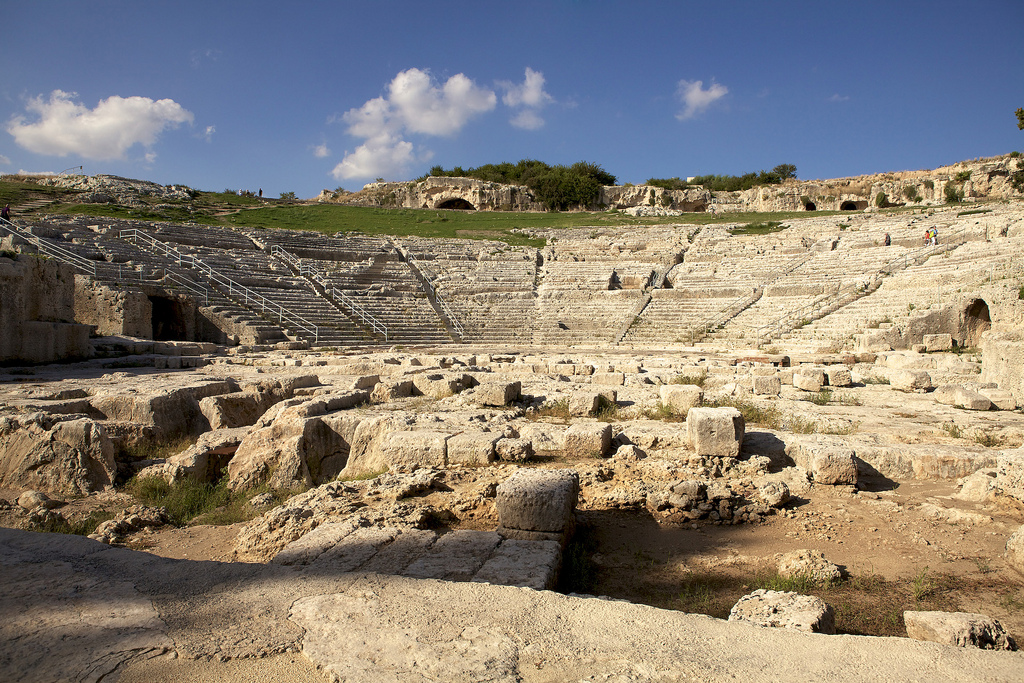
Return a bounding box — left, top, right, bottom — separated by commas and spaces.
904, 611, 1016, 650
752, 375, 781, 396
729, 590, 835, 634
370, 379, 414, 403
659, 384, 703, 414
370, 430, 450, 470
823, 367, 852, 387
933, 385, 992, 411
494, 437, 534, 462
978, 387, 1016, 411
889, 369, 932, 393
778, 549, 841, 585
1007, 525, 1024, 574
495, 468, 579, 534
475, 381, 521, 407
686, 407, 744, 458
563, 423, 612, 458
998, 449, 1024, 505
472, 539, 562, 590
592, 372, 625, 386
793, 369, 824, 392
447, 432, 499, 465
923, 333, 953, 352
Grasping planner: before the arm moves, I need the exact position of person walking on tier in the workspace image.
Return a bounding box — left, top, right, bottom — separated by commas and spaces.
1, 204, 10, 222
884, 232, 891, 246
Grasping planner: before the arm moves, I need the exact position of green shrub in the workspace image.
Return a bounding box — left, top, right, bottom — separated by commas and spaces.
902, 186, 922, 202
875, 191, 889, 208
944, 183, 964, 204
646, 177, 690, 191
954, 170, 972, 182
923, 179, 934, 189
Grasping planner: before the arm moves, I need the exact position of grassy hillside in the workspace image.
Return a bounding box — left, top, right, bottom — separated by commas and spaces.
1, 176, 837, 247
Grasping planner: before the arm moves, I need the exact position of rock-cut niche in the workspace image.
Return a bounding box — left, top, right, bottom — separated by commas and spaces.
961, 298, 991, 348
435, 198, 476, 211
149, 295, 189, 341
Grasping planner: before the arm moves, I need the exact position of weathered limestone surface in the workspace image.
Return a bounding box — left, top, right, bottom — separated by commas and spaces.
227, 391, 369, 490
495, 468, 579, 535
563, 422, 612, 458
0, 255, 91, 363
73, 277, 152, 338
729, 589, 836, 634
660, 384, 703, 414
0, 414, 116, 494
933, 385, 993, 411
686, 407, 744, 458
90, 379, 240, 440
4, 527, 1024, 682
904, 611, 1016, 650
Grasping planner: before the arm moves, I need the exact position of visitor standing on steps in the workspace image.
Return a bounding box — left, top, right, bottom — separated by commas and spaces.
1, 204, 10, 222
884, 232, 891, 246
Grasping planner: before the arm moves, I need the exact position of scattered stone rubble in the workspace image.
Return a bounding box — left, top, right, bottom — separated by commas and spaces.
2, 191, 1024, 677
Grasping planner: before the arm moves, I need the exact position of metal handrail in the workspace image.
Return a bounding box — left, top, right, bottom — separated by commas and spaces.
389, 243, 464, 338
121, 229, 320, 343
0, 216, 99, 275
269, 245, 389, 341
753, 225, 969, 345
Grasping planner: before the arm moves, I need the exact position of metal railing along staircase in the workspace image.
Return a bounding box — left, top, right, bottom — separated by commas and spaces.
387, 242, 464, 339
120, 229, 321, 343
270, 244, 388, 342
1, 217, 210, 303
753, 225, 969, 347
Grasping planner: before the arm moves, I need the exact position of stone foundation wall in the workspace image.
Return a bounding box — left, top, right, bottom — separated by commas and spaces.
0, 255, 92, 363
74, 277, 153, 337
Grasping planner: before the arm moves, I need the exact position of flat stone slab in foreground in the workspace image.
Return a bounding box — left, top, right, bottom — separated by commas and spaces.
1, 528, 1022, 683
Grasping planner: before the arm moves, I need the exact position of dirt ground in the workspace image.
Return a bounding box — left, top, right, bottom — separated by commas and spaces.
8, 466, 1020, 643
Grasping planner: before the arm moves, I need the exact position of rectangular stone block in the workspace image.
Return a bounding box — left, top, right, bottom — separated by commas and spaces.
793, 369, 824, 392
752, 375, 782, 396
402, 530, 502, 581
370, 430, 450, 469
496, 468, 579, 533
659, 384, 703, 414
686, 406, 744, 458
563, 422, 612, 458
472, 539, 562, 591
824, 367, 852, 387
475, 381, 521, 407
447, 431, 499, 465
592, 372, 625, 386
923, 334, 953, 352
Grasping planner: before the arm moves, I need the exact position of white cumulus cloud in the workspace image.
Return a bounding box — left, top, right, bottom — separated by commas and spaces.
332, 68, 496, 181
6, 90, 194, 160
313, 143, 331, 158
675, 79, 728, 121
0, 154, 9, 166
500, 67, 553, 129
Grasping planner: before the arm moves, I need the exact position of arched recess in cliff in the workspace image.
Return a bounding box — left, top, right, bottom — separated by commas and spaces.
805, 202, 817, 211
961, 298, 991, 348
840, 200, 868, 211
435, 198, 476, 210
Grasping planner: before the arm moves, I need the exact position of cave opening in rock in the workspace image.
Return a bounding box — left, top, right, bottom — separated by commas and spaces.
840, 201, 859, 211
435, 198, 476, 210
962, 298, 991, 348
804, 202, 817, 211
149, 295, 189, 341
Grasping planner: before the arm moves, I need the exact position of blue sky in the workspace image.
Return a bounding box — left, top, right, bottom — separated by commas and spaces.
2, 1, 1022, 198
